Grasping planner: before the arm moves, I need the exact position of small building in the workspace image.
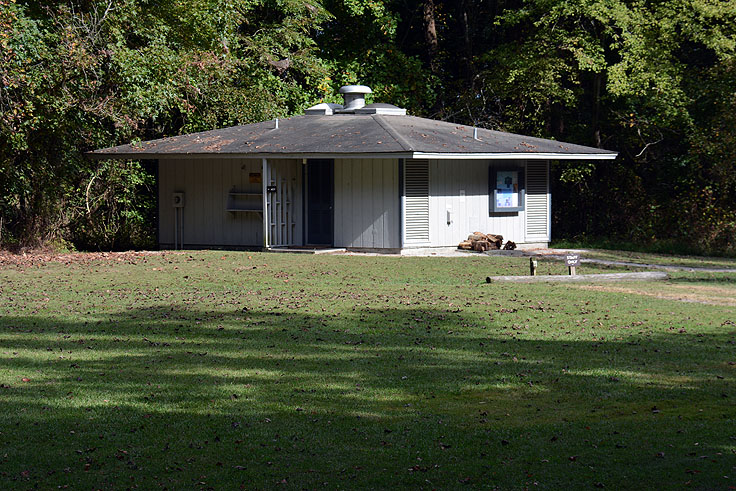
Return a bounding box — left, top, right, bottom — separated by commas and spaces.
89, 85, 616, 252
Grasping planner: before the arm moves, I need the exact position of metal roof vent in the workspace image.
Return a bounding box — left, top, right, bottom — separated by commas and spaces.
339, 85, 372, 111
305, 102, 343, 116
355, 103, 407, 116
305, 85, 407, 116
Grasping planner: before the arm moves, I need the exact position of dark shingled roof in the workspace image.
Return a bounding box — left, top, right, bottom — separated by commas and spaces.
88, 114, 617, 159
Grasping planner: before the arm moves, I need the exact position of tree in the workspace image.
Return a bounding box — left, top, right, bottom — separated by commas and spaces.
2, 0, 735, 253
0, 0, 333, 249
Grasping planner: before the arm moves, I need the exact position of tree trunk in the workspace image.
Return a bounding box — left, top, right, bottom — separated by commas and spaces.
423, 0, 439, 73
593, 71, 602, 147
460, 1, 473, 80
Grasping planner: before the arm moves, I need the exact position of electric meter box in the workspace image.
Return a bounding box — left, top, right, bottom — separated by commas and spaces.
172, 192, 185, 208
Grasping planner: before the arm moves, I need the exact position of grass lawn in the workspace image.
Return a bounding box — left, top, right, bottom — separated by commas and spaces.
0, 251, 734, 489
550, 239, 736, 267
571, 249, 736, 271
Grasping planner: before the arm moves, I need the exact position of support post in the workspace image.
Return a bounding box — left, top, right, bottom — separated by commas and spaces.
174, 209, 177, 250
569, 266, 576, 276
262, 158, 269, 249
529, 257, 538, 276
398, 158, 404, 248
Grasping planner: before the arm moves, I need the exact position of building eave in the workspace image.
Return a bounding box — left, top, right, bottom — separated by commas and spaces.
85, 151, 416, 161
410, 152, 618, 160
87, 150, 617, 161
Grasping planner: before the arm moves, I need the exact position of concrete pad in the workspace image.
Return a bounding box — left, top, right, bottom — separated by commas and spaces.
400, 247, 478, 257
267, 247, 347, 255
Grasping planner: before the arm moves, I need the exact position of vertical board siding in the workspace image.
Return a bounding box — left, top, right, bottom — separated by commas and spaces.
525, 160, 549, 241
158, 157, 546, 249
404, 159, 430, 243
333, 159, 399, 249
223, 160, 239, 245
362, 160, 373, 247
427, 160, 527, 247
158, 158, 271, 248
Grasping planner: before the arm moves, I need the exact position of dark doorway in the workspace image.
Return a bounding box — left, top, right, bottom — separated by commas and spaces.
306, 159, 334, 245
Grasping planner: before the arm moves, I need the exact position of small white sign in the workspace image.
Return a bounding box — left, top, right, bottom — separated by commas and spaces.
565, 254, 580, 266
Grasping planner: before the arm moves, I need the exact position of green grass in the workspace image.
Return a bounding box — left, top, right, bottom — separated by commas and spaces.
565, 248, 736, 271
1, 251, 734, 489
551, 237, 736, 259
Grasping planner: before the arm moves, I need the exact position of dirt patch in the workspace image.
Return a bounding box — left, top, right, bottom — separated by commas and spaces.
0, 250, 177, 267
577, 284, 736, 306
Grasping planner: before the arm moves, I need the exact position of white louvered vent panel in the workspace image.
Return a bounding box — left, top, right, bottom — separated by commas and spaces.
526, 161, 549, 238
404, 160, 430, 242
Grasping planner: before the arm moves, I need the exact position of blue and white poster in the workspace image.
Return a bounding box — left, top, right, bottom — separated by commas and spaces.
496, 171, 519, 209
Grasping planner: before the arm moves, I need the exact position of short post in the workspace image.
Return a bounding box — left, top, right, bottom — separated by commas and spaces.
566, 254, 580, 276
529, 257, 538, 276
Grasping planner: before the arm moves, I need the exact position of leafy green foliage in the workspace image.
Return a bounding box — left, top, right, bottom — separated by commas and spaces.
68, 160, 156, 251
481, 0, 736, 252
1, 0, 735, 252
0, 0, 334, 249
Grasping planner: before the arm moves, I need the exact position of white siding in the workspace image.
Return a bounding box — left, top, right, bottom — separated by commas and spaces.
159, 158, 302, 248
525, 160, 550, 242
158, 157, 547, 250
333, 158, 400, 249
427, 159, 528, 247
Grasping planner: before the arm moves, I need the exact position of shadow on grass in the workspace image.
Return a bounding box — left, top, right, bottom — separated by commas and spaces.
1, 306, 734, 488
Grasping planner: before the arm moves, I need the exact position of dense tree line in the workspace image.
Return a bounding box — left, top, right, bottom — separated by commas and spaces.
1, 0, 734, 253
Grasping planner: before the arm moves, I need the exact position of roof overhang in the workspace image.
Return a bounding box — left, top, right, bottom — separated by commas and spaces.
87, 151, 617, 161
86, 152, 415, 160
410, 152, 618, 160
86, 113, 619, 161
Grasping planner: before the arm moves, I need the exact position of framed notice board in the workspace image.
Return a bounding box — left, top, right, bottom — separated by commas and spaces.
490, 167, 525, 213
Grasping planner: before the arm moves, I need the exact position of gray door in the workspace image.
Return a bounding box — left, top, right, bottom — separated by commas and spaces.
266, 160, 299, 246
306, 159, 334, 245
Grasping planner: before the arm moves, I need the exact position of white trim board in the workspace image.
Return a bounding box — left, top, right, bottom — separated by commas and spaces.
411, 152, 617, 160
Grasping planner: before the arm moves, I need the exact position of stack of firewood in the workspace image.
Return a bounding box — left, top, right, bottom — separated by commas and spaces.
458, 232, 516, 252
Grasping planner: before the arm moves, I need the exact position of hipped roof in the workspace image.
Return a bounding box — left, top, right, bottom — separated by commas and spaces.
88, 114, 617, 160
